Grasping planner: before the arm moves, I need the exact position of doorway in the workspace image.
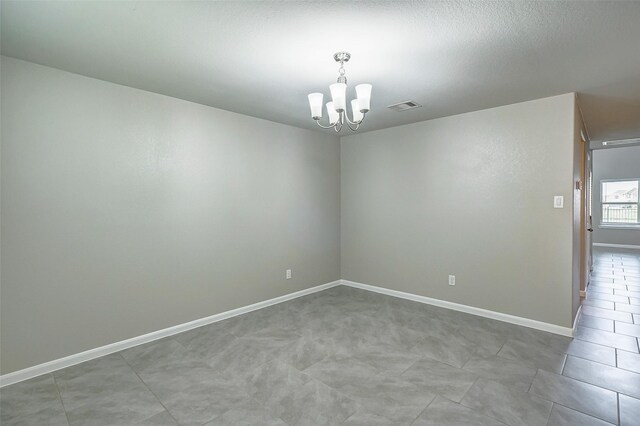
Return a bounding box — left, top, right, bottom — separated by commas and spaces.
580, 135, 593, 298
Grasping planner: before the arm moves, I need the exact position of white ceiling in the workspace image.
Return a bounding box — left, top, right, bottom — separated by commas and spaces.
2, 1, 640, 141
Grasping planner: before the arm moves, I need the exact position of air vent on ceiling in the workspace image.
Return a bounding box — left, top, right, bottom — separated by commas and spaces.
602, 138, 640, 146
387, 100, 422, 112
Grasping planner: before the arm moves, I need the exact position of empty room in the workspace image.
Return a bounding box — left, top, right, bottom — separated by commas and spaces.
2, 1, 640, 425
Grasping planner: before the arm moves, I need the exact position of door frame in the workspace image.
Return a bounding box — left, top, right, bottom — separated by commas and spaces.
580, 134, 593, 297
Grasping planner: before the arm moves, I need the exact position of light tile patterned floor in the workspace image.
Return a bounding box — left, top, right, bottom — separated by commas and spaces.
2, 248, 640, 425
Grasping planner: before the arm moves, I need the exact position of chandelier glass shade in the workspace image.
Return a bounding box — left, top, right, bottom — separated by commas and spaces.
307, 52, 372, 132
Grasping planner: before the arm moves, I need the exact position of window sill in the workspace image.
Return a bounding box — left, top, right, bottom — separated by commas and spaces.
599, 224, 640, 230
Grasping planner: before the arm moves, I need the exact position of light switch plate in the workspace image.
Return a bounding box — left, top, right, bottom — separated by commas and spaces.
554, 196, 564, 208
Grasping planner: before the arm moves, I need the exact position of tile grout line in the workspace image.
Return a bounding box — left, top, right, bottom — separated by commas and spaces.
117, 352, 182, 426
241, 381, 292, 426
51, 373, 72, 426
563, 346, 619, 367
460, 376, 481, 403
240, 356, 297, 426
578, 318, 615, 333
406, 392, 438, 425
544, 402, 555, 426
534, 368, 622, 424
527, 369, 539, 393
494, 339, 509, 358
302, 375, 379, 426
503, 331, 621, 372
458, 376, 533, 426
560, 359, 640, 401
396, 354, 422, 377
573, 334, 639, 355
546, 401, 618, 426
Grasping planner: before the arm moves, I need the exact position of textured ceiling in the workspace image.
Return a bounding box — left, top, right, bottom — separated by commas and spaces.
2, 1, 640, 141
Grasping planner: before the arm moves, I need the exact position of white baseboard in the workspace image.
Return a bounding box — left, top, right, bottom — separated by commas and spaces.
341, 279, 575, 338
593, 243, 640, 250
0, 280, 341, 388
1, 277, 577, 387
572, 304, 583, 335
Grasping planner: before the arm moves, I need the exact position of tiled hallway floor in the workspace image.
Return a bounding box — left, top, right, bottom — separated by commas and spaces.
2, 250, 640, 425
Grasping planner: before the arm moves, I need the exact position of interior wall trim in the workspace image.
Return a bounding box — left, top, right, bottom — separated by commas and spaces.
0, 280, 341, 388
1, 278, 576, 388
572, 304, 583, 335
341, 279, 575, 338
593, 243, 640, 250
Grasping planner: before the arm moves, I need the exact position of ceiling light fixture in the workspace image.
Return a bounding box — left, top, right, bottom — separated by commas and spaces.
307, 52, 372, 132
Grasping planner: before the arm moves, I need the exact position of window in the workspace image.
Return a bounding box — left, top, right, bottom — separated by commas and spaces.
601, 179, 639, 225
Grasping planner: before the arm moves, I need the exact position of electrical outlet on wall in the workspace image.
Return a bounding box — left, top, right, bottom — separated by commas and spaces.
448, 275, 455, 286
553, 195, 564, 208
286, 269, 292, 280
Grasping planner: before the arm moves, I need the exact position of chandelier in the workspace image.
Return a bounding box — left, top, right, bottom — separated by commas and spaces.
307, 52, 372, 132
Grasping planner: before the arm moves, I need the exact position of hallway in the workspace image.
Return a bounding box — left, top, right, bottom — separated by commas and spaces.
574, 247, 640, 424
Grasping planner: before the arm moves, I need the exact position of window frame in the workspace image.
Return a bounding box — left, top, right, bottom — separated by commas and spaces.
599, 178, 640, 228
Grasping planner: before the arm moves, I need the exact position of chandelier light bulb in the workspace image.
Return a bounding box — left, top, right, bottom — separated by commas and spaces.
307, 93, 324, 118
326, 102, 339, 125
307, 52, 372, 132
351, 99, 363, 122
329, 83, 347, 112
355, 84, 372, 112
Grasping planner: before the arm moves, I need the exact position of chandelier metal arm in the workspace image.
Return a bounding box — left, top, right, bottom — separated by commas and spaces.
313, 118, 337, 129
345, 120, 360, 131
334, 119, 343, 132
344, 111, 367, 126
315, 110, 367, 131
314, 117, 344, 132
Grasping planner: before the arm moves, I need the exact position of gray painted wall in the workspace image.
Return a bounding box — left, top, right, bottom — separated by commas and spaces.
0, 57, 341, 374
592, 145, 640, 246
0, 55, 583, 375
341, 94, 577, 328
